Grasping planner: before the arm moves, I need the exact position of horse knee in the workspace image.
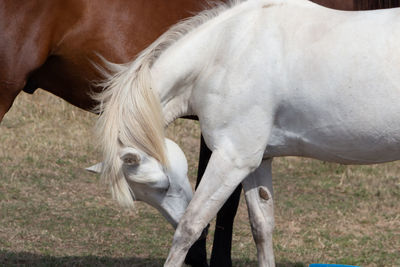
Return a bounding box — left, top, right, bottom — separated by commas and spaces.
181, 220, 197, 238
174, 218, 202, 246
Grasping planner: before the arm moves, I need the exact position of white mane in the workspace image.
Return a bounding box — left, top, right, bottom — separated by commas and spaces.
94, 0, 245, 207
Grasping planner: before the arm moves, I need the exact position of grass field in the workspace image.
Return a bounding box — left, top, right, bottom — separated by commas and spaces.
0, 90, 399, 266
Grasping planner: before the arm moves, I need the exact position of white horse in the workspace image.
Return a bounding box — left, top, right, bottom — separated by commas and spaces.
95, 0, 400, 266
87, 138, 192, 228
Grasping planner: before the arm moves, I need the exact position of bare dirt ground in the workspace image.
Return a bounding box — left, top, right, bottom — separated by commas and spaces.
0, 90, 399, 266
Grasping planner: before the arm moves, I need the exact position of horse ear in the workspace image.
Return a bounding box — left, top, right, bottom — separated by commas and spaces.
85, 162, 103, 173
120, 151, 141, 166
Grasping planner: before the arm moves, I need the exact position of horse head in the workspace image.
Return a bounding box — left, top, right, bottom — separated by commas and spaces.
87, 138, 192, 228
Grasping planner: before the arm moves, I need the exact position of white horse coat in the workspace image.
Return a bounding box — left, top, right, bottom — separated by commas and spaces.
96, 0, 400, 266
153, 0, 400, 165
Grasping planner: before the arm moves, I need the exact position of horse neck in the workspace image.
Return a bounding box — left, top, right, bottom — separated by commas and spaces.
151, 34, 210, 124
151, 0, 260, 124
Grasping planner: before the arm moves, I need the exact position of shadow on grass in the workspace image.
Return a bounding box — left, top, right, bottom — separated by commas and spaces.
0, 250, 305, 267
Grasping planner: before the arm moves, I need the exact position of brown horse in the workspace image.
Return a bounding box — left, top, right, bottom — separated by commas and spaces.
0, 1, 219, 266
1, 0, 399, 266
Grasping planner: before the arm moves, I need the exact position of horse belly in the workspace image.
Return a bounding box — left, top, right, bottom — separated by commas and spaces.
266, 89, 400, 164
267, 126, 400, 164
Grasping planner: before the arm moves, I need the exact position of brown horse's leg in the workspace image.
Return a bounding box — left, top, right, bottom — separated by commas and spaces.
185, 135, 211, 267
184, 135, 241, 267
210, 184, 241, 267
0, 82, 23, 123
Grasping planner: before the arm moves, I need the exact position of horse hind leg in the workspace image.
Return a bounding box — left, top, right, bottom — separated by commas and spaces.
242, 158, 275, 267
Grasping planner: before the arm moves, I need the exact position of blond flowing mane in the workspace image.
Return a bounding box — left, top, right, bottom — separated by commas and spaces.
94, 0, 244, 207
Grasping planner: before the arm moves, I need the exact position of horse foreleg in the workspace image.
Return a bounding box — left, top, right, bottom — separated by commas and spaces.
242, 159, 275, 267
0, 81, 23, 123
0, 45, 48, 124
186, 135, 241, 267
164, 149, 259, 267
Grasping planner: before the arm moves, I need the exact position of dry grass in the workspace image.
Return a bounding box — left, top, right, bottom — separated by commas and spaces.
0, 90, 399, 266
